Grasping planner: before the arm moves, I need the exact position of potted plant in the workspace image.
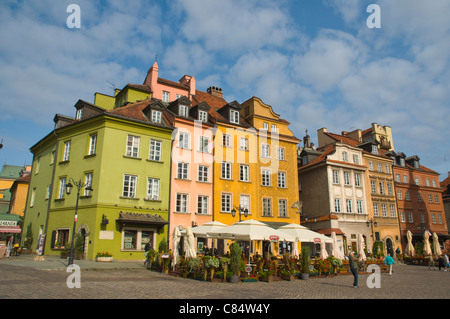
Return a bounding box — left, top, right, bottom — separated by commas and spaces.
219, 257, 230, 282
96, 252, 113, 262
300, 246, 310, 280
229, 242, 242, 283
206, 256, 220, 281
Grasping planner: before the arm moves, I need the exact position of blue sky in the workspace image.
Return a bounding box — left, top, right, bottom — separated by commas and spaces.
0, 0, 449, 179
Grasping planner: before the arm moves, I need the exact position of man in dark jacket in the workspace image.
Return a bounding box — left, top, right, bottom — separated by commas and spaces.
348, 251, 360, 288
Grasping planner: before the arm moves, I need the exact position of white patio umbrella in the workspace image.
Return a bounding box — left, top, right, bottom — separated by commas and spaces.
432, 232, 442, 256
278, 223, 333, 243
172, 226, 181, 270
320, 241, 328, 259
184, 227, 197, 258
405, 230, 415, 256
291, 242, 299, 257
357, 234, 367, 261
331, 231, 344, 258
423, 231, 432, 256
207, 219, 295, 242
181, 221, 228, 238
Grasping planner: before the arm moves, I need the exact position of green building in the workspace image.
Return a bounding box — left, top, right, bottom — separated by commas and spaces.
22, 97, 174, 261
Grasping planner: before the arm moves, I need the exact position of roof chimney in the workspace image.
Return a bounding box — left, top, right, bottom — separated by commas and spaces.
207, 86, 223, 98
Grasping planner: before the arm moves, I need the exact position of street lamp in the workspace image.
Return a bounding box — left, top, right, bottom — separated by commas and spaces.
65, 177, 93, 266
231, 205, 249, 222
366, 219, 378, 239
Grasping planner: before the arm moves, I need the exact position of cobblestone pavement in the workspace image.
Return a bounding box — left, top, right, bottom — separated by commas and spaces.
1, 255, 449, 301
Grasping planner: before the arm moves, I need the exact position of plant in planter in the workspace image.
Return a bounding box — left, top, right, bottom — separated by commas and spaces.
205, 256, 220, 281
300, 246, 311, 279
219, 257, 230, 282
258, 260, 276, 282
96, 252, 113, 262
229, 242, 242, 283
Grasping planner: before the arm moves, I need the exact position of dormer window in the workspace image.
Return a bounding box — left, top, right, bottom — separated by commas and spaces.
76, 108, 83, 120
371, 145, 378, 154
179, 105, 189, 117
230, 110, 239, 124
400, 158, 405, 166
151, 110, 162, 123
414, 160, 419, 168
199, 110, 208, 122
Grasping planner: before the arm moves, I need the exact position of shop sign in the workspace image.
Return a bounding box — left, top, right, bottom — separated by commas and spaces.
0, 221, 17, 227
269, 235, 279, 242
313, 238, 321, 243
161, 254, 170, 259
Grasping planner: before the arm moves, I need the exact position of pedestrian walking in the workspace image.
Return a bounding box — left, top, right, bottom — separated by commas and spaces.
427, 255, 436, 270
384, 254, 395, 275
444, 254, 449, 272
144, 242, 151, 266
348, 251, 360, 288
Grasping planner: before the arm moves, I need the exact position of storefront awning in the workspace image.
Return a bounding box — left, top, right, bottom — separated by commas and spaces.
116, 212, 168, 226
0, 226, 21, 233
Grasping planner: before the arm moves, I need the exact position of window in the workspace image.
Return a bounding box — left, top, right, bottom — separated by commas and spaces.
147, 178, 160, 200
432, 214, 436, 224
277, 147, 285, 161
385, 165, 390, 174
46, 185, 51, 199
395, 174, 400, 182
230, 110, 239, 124
355, 173, 361, 187
428, 194, 433, 203
279, 199, 287, 217
198, 165, 209, 182
178, 132, 190, 149
123, 175, 137, 198
122, 229, 155, 251
199, 136, 210, 153
263, 122, 268, 131
262, 169, 271, 186
405, 191, 410, 201
346, 199, 353, 213
240, 137, 249, 150
369, 162, 374, 171
176, 194, 188, 213
403, 175, 408, 183
382, 204, 387, 217
344, 172, 351, 186
151, 110, 162, 123
400, 158, 405, 166
353, 155, 359, 164
63, 141, 71, 161
417, 192, 422, 202
53, 229, 69, 248
357, 200, 363, 214
400, 212, 405, 222
197, 196, 208, 214
379, 182, 385, 195
30, 188, 36, 207
263, 198, 272, 216
221, 193, 232, 212
240, 195, 250, 212
435, 195, 439, 203
221, 162, 232, 179
199, 110, 208, 122
332, 170, 340, 184
387, 183, 393, 196
89, 134, 97, 155
426, 179, 430, 187
408, 212, 413, 223
334, 198, 341, 213
35, 157, 40, 174
420, 213, 425, 223
76, 108, 83, 120
162, 91, 170, 102
371, 181, 377, 194
58, 177, 66, 199
271, 124, 277, 133
372, 145, 378, 154
373, 203, 379, 217
239, 165, 249, 182
179, 105, 189, 117
415, 177, 420, 185
397, 190, 403, 200
278, 172, 286, 188
261, 144, 270, 158
438, 214, 443, 224
126, 135, 140, 158
84, 173, 93, 196
377, 163, 382, 172
342, 151, 348, 162
432, 180, 437, 187
177, 163, 189, 180
222, 134, 231, 147
390, 204, 396, 217
149, 139, 162, 161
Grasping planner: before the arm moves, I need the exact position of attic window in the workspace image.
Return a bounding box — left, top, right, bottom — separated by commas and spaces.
230, 110, 239, 124
371, 145, 378, 154
179, 105, 189, 117
414, 160, 419, 168
199, 110, 208, 122
400, 158, 405, 166
151, 110, 162, 123
76, 109, 83, 120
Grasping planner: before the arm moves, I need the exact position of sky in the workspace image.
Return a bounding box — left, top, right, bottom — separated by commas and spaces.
0, 0, 449, 179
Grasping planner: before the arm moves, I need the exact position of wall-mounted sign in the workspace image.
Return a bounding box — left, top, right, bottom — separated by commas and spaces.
0, 221, 17, 227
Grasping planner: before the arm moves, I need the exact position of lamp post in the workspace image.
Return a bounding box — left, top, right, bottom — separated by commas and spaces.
231, 205, 248, 222
65, 177, 92, 266
366, 218, 378, 240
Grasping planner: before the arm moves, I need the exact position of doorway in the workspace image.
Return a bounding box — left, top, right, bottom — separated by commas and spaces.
386, 238, 394, 256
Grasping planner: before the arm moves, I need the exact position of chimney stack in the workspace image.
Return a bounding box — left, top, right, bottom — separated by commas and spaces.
207, 86, 223, 98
